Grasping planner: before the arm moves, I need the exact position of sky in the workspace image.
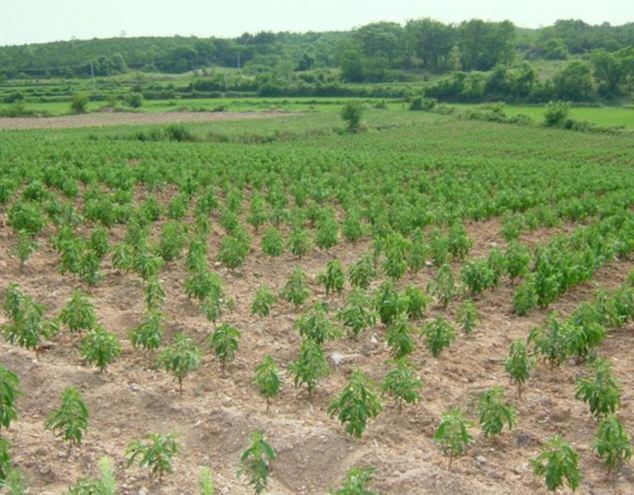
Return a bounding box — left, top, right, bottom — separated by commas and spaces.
1, 0, 631, 46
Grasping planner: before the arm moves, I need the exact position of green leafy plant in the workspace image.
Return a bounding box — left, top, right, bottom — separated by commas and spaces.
478, 386, 518, 438
328, 369, 382, 438
348, 254, 377, 290
217, 234, 250, 269
575, 358, 621, 419
386, 312, 416, 359
528, 316, 569, 367
158, 332, 201, 394
261, 227, 284, 257
0, 365, 20, 430
505, 241, 532, 283
337, 289, 377, 340
208, 323, 240, 375
44, 387, 89, 451
280, 268, 310, 306
513, 276, 538, 315
287, 227, 310, 258
59, 290, 96, 333
67, 456, 116, 495
289, 339, 329, 401
89, 227, 110, 260
130, 310, 163, 354
296, 303, 340, 345
381, 359, 422, 411
12, 231, 38, 270
157, 221, 186, 262
434, 409, 473, 469
374, 281, 405, 326
531, 436, 581, 492
403, 284, 427, 320
126, 432, 180, 481
199, 466, 215, 495
422, 316, 455, 358
317, 259, 345, 296
455, 299, 480, 335
251, 286, 277, 317
427, 263, 458, 309
144, 276, 166, 312
80, 326, 121, 372
341, 102, 364, 132
461, 258, 494, 296
315, 216, 339, 250
238, 430, 276, 495
594, 414, 632, 472
504, 340, 534, 398
328, 466, 378, 495
255, 356, 281, 412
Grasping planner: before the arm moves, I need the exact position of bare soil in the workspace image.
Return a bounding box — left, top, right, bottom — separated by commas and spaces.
0, 212, 633, 495
0, 111, 286, 130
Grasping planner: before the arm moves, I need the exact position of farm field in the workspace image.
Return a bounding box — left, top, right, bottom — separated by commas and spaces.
1, 108, 634, 494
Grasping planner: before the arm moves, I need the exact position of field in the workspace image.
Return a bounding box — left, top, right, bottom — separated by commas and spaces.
0, 107, 633, 494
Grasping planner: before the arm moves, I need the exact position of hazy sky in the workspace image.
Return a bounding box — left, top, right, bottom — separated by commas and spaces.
2, 0, 631, 46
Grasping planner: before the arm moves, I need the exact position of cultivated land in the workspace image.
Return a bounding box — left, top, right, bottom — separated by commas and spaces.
0, 109, 633, 494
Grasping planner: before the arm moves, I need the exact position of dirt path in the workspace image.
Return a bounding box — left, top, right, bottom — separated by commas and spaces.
0, 111, 288, 130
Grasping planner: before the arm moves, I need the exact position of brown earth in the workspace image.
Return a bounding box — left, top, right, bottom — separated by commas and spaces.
0, 111, 287, 130
0, 211, 633, 495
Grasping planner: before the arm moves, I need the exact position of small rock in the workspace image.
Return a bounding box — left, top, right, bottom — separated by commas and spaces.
476, 455, 488, 465
130, 383, 142, 392
138, 488, 148, 495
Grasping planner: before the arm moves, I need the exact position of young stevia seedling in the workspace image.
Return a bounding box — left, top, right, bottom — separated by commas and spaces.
422, 316, 455, 358
296, 303, 340, 345
289, 339, 329, 401
386, 312, 416, 359
144, 276, 166, 312
531, 436, 582, 492
208, 323, 241, 376
478, 386, 518, 438
328, 370, 382, 438
255, 356, 281, 412
348, 254, 377, 290
158, 332, 201, 394
403, 284, 428, 321
59, 289, 97, 333
280, 268, 310, 306
427, 263, 458, 309
261, 226, 284, 257
317, 259, 345, 296
328, 466, 378, 495
504, 339, 534, 399
130, 310, 163, 354
594, 414, 632, 473
12, 230, 37, 270
251, 286, 277, 318
44, 387, 89, 452
238, 430, 276, 495
126, 432, 180, 481
287, 227, 311, 259
434, 409, 473, 469
381, 358, 422, 412
575, 358, 621, 419
0, 365, 21, 430
455, 299, 480, 335
80, 326, 122, 373
337, 289, 377, 340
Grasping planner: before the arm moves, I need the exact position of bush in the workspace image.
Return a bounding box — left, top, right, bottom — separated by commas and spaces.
70, 93, 89, 114
544, 101, 570, 127
328, 370, 382, 438
126, 433, 180, 481
532, 436, 581, 492
238, 430, 276, 495
126, 92, 144, 108
341, 102, 364, 132
44, 387, 89, 450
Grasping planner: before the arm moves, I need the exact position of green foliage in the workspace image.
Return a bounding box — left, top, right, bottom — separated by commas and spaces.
403, 284, 427, 320
184, 268, 223, 302
434, 409, 473, 469
341, 102, 364, 132
287, 227, 310, 258
80, 326, 121, 372
382, 233, 410, 280
329, 466, 378, 495
504, 340, 533, 398
386, 312, 416, 359
328, 370, 382, 438
217, 234, 250, 269
44, 387, 89, 449
261, 227, 284, 257
342, 210, 364, 244
348, 254, 377, 290
529, 317, 569, 367
461, 258, 494, 295
238, 430, 276, 495
289, 339, 329, 400
89, 228, 110, 260
59, 290, 96, 333
296, 303, 340, 344
422, 316, 455, 358
513, 276, 538, 315
157, 221, 186, 261
0, 437, 11, 483
12, 231, 38, 269
130, 310, 163, 353
315, 216, 339, 250
447, 223, 472, 260
144, 276, 166, 312
337, 289, 377, 339
544, 101, 570, 127
381, 359, 422, 410
251, 286, 277, 317
594, 414, 632, 472
0, 365, 20, 430
532, 436, 581, 492
67, 456, 116, 495
158, 332, 201, 393
208, 323, 240, 373
255, 356, 281, 412
374, 281, 405, 326
126, 432, 180, 480
478, 386, 518, 438
280, 268, 310, 306
126, 91, 144, 108
132, 248, 164, 281
505, 241, 532, 281
575, 358, 621, 419
199, 466, 216, 495
70, 93, 89, 114
427, 263, 458, 308
455, 299, 479, 335
317, 259, 345, 296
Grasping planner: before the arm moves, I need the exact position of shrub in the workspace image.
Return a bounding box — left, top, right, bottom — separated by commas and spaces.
381, 359, 422, 411
296, 303, 340, 344
157, 221, 186, 262
0, 365, 20, 430
386, 312, 416, 359
434, 409, 473, 469
328, 370, 382, 438
289, 339, 329, 400
403, 284, 428, 320
505, 241, 532, 282
374, 281, 405, 326
513, 276, 538, 315
59, 290, 96, 333
422, 316, 455, 358
504, 340, 533, 398
341, 102, 364, 132
280, 268, 310, 306
329, 466, 378, 495
70, 93, 89, 114
208, 323, 240, 375
44, 387, 89, 450
126, 433, 180, 480
255, 356, 281, 412
544, 101, 570, 127
337, 289, 376, 340
130, 311, 163, 353
455, 299, 480, 335
427, 263, 458, 309
575, 358, 621, 418
251, 286, 277, 317
461, 258, 494, 295
158, 332, 201, 394
238, 430, 276, 495
594, 414, 632, 472
126, 92, 144, 108
287, 228, 311, 258
80, 326, 121, 372
478, 386, 518, 438
217, 234, 250, 269
532, 436, 581, 492
348, 254, 377, 290
315, 217, 339, 250
317, 259, 345, 296
261, 227, 284, 257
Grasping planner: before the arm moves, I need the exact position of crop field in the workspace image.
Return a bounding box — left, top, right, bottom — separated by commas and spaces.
1, 108, 634, 494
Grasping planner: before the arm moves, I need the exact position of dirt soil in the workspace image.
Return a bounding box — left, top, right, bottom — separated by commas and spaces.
0, 211, 633, 495
0, 111, 287, 130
